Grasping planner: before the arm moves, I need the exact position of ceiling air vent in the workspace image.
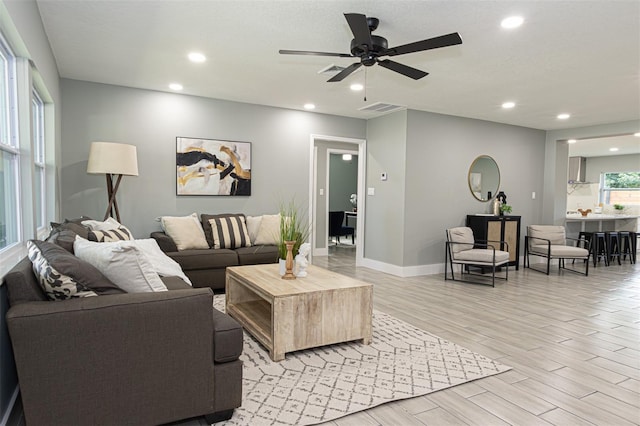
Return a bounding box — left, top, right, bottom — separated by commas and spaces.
358, 102, 405, 114
318, 64, 346, 75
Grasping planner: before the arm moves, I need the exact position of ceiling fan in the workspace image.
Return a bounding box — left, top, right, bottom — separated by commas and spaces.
279, 13, 462, 82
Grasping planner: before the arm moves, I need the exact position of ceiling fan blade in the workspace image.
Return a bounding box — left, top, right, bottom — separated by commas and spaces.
327, 62, 363, 82
383, 32, 462, 57
344, 13, 373, 50
377, 59, 428, 80
279, 49, 353, 58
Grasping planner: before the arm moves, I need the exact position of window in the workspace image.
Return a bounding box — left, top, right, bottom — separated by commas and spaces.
601, 172, 640, 206
0, 36, 19, 251
32, 90, 45, 229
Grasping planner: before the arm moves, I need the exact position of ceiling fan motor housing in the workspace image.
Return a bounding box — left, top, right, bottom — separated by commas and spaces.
350, 35, 388, 65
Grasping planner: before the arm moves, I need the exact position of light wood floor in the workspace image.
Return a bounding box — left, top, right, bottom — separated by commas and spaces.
169, 244, 638, 426
310, 245, 640, 426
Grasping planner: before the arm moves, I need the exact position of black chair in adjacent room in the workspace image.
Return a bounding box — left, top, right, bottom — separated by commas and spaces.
328, 211, 355, 244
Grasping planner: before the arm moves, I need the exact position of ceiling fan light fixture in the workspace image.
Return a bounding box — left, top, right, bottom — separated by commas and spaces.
557, 113, 571, 120
501, 101, 515, 109
168, 83, 183, 91
350, 83, 364, 91
304, 103, 316, 110
634, 132, 640, 137
609, 147, 619, 152
501, 16, 524, 29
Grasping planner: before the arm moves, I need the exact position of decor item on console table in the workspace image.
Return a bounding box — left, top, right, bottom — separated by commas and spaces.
466, 214, 521, 270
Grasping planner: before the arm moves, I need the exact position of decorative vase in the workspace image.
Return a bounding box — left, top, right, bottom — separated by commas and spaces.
278, 258, 286, 276
282, 240, 296, 280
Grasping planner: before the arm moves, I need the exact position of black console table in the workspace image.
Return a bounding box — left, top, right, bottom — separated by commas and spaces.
466, 215, 521, 270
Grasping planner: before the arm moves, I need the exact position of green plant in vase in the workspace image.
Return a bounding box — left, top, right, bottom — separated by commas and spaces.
277, 199, 310, 260
499, 204, 512, 215
613, 204, 624, 213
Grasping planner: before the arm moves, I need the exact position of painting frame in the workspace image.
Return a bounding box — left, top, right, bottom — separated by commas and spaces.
176, 136, 252, 196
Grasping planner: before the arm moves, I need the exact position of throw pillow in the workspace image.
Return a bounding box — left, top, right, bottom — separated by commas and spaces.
87, 227, 133, 242
253, 214, 280, 245
208, 216, 252, 249
81, 217, 122, 231
448, 227, 475, 254
74, 237, 168, 293
160, 213, 209, 250
133, 239, 192, 285
46, 222, 91, 253
27, 240, 124, 301
245, 215, 262, 244
201, 213, 246, 248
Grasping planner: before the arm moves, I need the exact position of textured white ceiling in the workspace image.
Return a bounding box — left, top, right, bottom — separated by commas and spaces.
35, 0, 640, 131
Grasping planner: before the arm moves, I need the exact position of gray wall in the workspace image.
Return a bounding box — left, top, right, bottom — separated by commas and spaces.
1, 0, 62, 422
60, 79, 366, 238
365, 111, 408, 265
329, 154, 358, 212
585, 154, 640, 182
402, 110, 546, 267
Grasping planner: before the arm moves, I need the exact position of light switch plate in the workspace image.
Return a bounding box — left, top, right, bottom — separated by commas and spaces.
367, 187, 375, 196
319, 188, 324, 196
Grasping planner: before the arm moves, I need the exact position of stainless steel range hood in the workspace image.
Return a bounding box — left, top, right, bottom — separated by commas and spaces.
568, 156, 588, 184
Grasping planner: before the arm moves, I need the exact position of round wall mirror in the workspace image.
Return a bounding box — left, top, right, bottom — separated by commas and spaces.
468, 155, 500, 202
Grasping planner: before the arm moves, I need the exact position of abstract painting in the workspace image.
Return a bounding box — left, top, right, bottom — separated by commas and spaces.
176, 137, 251, 196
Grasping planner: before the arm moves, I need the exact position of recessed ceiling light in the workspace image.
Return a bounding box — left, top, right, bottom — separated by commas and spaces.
169, 83, 183, 91
304, 103, 315, 110
634, 132, 640, 137
502, 101, 515, 109
609, 147, 619, 152
501, 16, 524, 29
557, 113, 571, 120
188, 52, 206, 63
568, 139, 577, 144
350, 83, 364, 91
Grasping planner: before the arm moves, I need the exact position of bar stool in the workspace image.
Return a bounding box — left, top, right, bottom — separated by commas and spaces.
591, 232, 609, 266
605, 232, 621, 265
619, 231, 636, 264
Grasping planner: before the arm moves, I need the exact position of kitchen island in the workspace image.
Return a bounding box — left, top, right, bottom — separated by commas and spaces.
565, 213, 639, 237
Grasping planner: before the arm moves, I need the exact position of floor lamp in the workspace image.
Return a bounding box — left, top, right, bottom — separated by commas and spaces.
87, 142, 139, 223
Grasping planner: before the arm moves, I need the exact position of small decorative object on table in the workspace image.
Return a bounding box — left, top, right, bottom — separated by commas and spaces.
295, 242, 311, 277
613, 204, 625, 213
278, 198, 310, 279
499, 204, 512, 216
349, 193, 357, 212
577, 208, 592, 217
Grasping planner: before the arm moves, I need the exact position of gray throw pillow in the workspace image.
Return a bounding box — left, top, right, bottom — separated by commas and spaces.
27, 240, 125, 301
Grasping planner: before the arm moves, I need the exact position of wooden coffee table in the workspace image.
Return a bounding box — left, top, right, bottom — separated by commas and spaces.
225, 264, 373, 361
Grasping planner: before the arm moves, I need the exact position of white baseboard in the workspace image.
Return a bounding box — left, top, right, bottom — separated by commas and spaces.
359, 257, 445, 277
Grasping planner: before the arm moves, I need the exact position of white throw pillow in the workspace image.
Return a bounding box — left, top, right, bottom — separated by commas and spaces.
160, 213, 209, 250
133, 238, 192, 285
73, 237, 168, 293
253, 214, 280, 245
81, 217, 122, 231
245, 215, 262, 244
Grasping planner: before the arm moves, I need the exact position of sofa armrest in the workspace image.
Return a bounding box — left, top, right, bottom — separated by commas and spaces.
6, 288, 217, 425
151, 231, 179, 253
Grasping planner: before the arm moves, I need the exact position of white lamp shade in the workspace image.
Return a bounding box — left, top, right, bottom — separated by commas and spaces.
87, 142, 139, 176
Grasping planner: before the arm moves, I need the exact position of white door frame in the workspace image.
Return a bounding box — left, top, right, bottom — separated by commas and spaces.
309, 134, 366, 265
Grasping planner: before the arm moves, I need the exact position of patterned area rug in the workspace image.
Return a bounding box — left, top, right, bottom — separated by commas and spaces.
212, 295, 510, 426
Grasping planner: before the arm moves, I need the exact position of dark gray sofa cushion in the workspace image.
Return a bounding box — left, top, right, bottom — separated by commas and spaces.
161, 276, 193, 290
169, 249, 239, 271
235, 245, 279, 265
212, 308, 243, 363
5, 257, 48, 305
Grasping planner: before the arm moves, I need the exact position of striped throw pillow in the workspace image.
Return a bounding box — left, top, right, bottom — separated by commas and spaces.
88, 226, 133, 242
208, 216, 252, 249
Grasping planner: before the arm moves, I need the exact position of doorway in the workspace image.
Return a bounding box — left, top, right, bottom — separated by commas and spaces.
309, 135, 366, 264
